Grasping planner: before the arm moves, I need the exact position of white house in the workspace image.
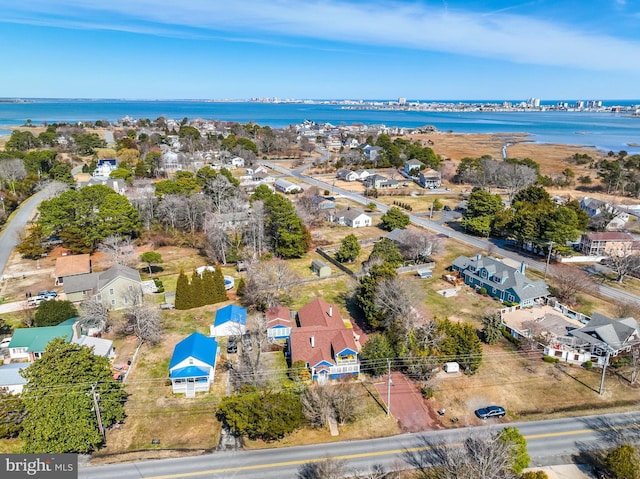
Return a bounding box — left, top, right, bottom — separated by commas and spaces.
229, 156, 245, 168
210, 304, 247, 337
266, 305, 293, 341
275, 179, 302, 194
93, 158, 118, 177
333, 207, 372, 228
169, 332, 219, 397
336, 169, 359, 182
0, 363, 30, 395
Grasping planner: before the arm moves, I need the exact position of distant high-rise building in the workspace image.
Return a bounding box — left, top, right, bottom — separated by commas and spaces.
398, 97, 407, 105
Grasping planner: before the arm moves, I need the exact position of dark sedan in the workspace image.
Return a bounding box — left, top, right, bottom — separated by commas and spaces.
475, 406, 506, 419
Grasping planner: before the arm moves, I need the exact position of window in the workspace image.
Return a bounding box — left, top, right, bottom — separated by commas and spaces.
109, 288, 114, 295
508, 294, 515, 302
189, 358, 194, 365
111, 299, 116, 305
128, 285, 133, 291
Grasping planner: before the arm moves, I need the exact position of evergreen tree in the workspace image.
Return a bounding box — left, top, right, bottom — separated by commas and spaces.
20, 338, 126, 453
236, 277, 246, 298
213, 264, 228, 303
175, 269, 192, 310
191, 269, 205, 308
201, 268, 217, 305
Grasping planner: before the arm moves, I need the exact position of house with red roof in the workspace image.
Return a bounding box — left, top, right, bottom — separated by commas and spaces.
288, 297, 360, 384
266, 305, 293, 341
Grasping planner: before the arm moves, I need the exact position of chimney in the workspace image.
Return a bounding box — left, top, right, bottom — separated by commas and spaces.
328, 306, 333, 317
519, 262, 526, 274
310, 336, 315, 348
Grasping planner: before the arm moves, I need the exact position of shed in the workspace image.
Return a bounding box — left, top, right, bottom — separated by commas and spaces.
311, 259, 331, 278
444, 362, 460, 373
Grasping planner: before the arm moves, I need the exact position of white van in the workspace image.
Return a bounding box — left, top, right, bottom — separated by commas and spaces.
27, 296, 45, 307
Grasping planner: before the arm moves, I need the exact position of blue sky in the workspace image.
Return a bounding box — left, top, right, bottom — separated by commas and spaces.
1, 0, 640, 100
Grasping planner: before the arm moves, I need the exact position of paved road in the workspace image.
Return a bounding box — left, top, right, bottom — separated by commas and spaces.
79, 411, 640, 479
265, 161, 640, 305
0, 184, 63, 280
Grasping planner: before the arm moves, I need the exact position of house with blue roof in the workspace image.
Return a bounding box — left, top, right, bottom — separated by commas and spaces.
169, 332, 219, 397
210, 304, 247, 337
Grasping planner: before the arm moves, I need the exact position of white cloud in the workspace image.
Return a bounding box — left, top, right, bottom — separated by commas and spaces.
4, 0, 640, 72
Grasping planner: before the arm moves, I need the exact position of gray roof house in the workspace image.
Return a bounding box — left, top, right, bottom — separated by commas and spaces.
363, 174, 399, 189
331, 207, 372, 228
336, 169, 359, 182
451, 254, 549, 306
570, 313, 640, 355
64, 264, 143, 310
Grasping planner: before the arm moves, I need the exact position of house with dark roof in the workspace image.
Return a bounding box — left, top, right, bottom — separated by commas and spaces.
363, 174, 399, 189
266, 305, 293, 340
542, 312, 640, 366
331, 207, 372, 228
570, 313, 640, 356
169, 332, 219, 397
63, 264, 143, 310
336, 169, 359, 182
451, 254, 549, 306
289, 297, 360, 384
210, 304, 247, 337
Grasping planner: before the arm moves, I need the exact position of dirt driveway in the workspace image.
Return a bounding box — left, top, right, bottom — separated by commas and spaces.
374, 371, 443, 433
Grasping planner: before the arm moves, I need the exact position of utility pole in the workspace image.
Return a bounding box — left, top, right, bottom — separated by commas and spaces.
599, 350, 612, 396
544, 241, 554, 279
386, 359, 392, 416
91, 383, 105, 439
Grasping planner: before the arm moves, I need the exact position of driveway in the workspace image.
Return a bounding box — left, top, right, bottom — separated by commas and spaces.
374, 371, 443, 433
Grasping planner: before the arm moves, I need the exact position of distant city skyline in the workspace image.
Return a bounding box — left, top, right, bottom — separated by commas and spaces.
1, 0, 640, 100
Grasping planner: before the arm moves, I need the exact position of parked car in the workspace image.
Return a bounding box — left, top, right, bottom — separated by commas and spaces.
475, 406, 506, 419
37, 290, 58, 298
0, 337, 12, 349
27, 296, 45, 307
227, 336, 238, 354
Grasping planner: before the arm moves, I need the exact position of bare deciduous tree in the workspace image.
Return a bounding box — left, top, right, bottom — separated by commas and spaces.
397, 229, 440, 263
243, 200, 266, 259
240, 259, 299, 310
404, 432, 518, 479
0, 158, 27, 194
157, 194, 183, 231
301, 386, 334, 428
119, 298, 163, 344
373, 276, 421, 330
551, 265, 597, 305
498, 162, 537, 201
606, 251, 640, 283
204, 214, 231, 265
205, 174, 235, 213
98, 235, 135, 267
79, 297, 110, 333
231, 315, 269, 389
179, 194, 210, 235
